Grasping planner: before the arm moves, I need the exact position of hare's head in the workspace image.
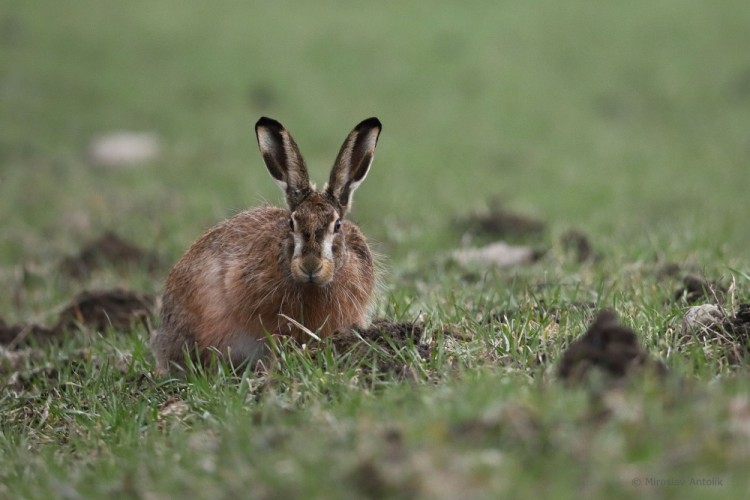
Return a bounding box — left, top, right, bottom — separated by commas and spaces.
255, 117, 381, 286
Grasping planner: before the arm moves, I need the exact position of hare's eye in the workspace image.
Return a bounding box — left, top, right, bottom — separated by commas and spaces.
334, 219, 342, 233
289, 218, 295, 231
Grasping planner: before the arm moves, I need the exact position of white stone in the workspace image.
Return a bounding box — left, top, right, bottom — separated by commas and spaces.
453, 241, 536, 268
681, 304, 724, 336
88, 131, 160, 168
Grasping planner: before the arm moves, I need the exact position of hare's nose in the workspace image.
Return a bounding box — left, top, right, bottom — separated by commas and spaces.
299, 257, 322, 278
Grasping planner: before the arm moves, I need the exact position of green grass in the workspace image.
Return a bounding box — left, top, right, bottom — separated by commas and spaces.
2, 0, 750, 498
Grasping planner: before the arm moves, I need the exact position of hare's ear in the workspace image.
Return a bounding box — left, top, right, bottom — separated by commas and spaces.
255, 117, 312, 210
325, 117, 381, 215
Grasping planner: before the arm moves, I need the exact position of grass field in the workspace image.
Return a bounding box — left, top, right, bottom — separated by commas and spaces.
2, 1, 750, 498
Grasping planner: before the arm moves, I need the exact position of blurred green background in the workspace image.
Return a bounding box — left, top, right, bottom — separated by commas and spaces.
2, 0, 749, 278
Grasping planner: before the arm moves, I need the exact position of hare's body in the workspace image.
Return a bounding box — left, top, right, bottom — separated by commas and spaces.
153, 206, 375, 371
152, 117, 382, 374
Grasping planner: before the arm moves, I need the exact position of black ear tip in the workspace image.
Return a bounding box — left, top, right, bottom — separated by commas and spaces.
255, 116, 284, 131
356, 117, 382, 132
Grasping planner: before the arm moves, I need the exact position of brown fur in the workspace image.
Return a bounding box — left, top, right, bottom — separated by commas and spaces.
151, 117, 381, 374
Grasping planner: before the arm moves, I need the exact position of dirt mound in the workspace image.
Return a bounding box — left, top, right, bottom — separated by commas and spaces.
334, 319, 428, 355
54, 289, 155, 334
656, 262, 683, 278
673, 274, 727, 304
0, 320, 56, 348
558, 310, 664, 383
458, 202, 545, 240
560, 229, 599, 263
59, 231, 160, 278
312, 319, 433, 379
0, 289, 155, 348
724, 303, 750, 343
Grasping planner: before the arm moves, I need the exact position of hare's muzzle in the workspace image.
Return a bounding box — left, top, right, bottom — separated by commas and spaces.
291, 255, 335, 286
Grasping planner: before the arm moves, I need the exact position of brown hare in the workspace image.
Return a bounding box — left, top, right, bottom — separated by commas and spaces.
151, 117, 382, 375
